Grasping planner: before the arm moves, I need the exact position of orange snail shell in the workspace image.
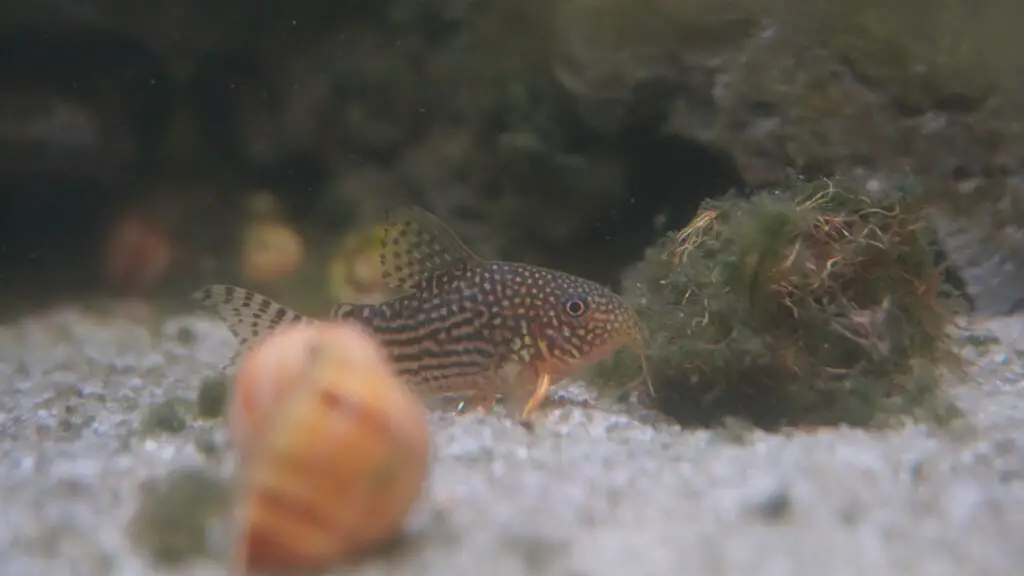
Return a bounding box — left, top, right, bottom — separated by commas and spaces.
103, 211, 172, 294
230, 322, 431, 572
240, 219, 305, 283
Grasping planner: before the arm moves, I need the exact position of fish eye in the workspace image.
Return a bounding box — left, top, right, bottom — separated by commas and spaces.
564, 295, 588, 318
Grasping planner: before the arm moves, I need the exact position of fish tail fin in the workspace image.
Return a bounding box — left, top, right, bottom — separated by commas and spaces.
192, 284, 312, 372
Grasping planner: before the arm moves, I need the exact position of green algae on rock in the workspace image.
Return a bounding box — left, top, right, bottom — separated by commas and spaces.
127, 467, 232, 565
196, 374, 228, 420
819, 0, 1016, 114
142, 398, 191, 435
589, 179, 965, 430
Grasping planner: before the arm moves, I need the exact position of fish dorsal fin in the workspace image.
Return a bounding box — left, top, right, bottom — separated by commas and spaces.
378, 205, 483, 291
192, 284, 312, 371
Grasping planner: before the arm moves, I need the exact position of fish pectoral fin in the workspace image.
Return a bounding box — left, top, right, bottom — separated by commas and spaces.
377, 205, 484, 291
519, 372, 552, 419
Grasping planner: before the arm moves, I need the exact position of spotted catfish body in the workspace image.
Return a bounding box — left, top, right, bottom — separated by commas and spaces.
194, 206, 647, 418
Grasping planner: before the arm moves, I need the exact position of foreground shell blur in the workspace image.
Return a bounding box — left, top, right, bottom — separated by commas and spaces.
229, 322, 431, 572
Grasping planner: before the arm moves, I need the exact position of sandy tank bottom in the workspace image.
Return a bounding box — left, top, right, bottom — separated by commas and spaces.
1, 306, 1023, 576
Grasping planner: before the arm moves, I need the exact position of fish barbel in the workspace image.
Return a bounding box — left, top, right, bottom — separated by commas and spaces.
194, 206, 650, 419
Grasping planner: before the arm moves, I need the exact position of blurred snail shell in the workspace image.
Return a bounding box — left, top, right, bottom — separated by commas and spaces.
240, 220, 305, 283
229, 322, 431, 572
103, 210, 172, 294
327, 223, 393, 305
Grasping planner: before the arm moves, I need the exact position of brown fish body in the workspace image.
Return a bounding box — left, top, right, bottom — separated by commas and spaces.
334, 260, 642, 397
195, 206, 646, 418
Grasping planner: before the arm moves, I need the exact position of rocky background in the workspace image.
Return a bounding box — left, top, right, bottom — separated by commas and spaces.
1, 0, 1022, 315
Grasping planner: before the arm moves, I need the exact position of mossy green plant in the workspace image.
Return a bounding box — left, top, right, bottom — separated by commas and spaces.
589, 179, 965, 429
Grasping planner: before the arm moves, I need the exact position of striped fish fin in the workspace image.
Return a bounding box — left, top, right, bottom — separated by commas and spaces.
192, 284, 312, 372
377, 205, 483, 291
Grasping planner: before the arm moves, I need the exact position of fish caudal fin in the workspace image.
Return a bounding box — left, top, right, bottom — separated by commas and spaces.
192, 284, 313, 372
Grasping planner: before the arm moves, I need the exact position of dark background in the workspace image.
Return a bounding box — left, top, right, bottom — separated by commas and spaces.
3, 0, 1016, 316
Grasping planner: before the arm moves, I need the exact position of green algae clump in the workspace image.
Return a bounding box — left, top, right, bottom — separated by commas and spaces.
128, 467, 232, 565
596, 179, 964, 429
